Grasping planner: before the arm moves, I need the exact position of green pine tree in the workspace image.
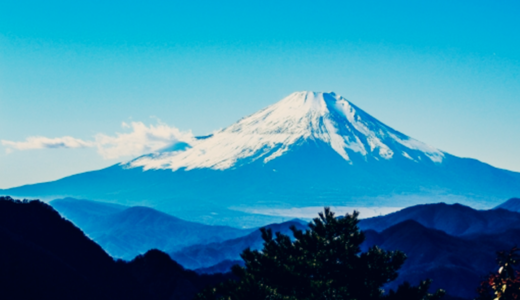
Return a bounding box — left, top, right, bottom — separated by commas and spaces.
195, 207, 445, 300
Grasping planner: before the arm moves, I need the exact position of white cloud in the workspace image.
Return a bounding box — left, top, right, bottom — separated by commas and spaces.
1, 121, 194, 159
1, 136, 93, 150
94, 121, 194, 159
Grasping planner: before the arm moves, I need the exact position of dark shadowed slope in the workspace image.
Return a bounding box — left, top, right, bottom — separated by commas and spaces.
0, 196, 125, 300
495, 197, 520, 212
359, 202, 520, 236
51, 198, 254, 260
119, 249, 235, 300
0, 196, 233, 300
171, 220, 308, 270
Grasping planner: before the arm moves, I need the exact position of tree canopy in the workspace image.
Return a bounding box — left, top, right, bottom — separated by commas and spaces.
477, 247, 520, 300
196, 207, 445, 300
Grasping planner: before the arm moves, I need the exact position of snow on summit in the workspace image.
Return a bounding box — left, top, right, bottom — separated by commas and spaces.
128, 91, 444, 171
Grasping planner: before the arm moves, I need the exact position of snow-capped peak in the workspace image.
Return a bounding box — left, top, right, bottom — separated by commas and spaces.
128, 91, 444, 171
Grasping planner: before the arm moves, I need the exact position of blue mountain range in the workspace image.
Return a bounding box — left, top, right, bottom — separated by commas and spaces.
2, 92, 519, 227
47, 197, 520, 299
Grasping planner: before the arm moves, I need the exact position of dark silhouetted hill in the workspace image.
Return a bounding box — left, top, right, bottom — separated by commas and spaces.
120, 249, 235, 300
0, 196, 125, 299
51, 197, 254, 260
0, 196, 232, 300
359, 202, 520, 236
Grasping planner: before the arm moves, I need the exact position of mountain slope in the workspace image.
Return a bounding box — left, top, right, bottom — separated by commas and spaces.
51, 198, 254, 260
495, 197, 520, 212
51, 197, 127, 223
3, 92, 520, 226
358, 202, 520, 236
130, 91, 444, 170
170, 220, 308, 270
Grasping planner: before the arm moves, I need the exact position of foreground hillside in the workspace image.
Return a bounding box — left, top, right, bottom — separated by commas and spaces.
0, 196, 231, 300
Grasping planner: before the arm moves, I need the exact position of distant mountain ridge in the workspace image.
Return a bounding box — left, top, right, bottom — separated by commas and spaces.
170, 220, 308, 270
174, 201, 520, 299
51, 198, 254, 260
359, 202, 520, 236
51, 198, 311, 273
3, 92, 520, 226
168, 203, 520, 299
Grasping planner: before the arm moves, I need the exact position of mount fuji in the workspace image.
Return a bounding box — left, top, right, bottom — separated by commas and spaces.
3, 92, 520, 226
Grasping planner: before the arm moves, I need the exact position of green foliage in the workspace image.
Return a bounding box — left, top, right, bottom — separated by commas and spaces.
476, 247, 520, 300
195, 207, 445, 300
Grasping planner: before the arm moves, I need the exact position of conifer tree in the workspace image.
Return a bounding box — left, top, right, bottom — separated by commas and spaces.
195, 207, 445, 300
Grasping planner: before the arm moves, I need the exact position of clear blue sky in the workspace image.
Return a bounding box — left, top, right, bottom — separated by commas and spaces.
1, 0, 519, 188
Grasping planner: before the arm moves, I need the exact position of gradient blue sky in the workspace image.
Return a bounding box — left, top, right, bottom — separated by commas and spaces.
1, 0, 519, 188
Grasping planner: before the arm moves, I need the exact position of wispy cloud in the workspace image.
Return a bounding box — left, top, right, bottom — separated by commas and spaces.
1, 121, 193, 160
1, 136, 93, 150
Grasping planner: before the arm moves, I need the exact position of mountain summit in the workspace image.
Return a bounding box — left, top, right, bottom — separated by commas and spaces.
3, 91, 520, 226
130, 91, 443, 171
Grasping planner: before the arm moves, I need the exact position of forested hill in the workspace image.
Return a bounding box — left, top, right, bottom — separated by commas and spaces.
0, 196, 231, 300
